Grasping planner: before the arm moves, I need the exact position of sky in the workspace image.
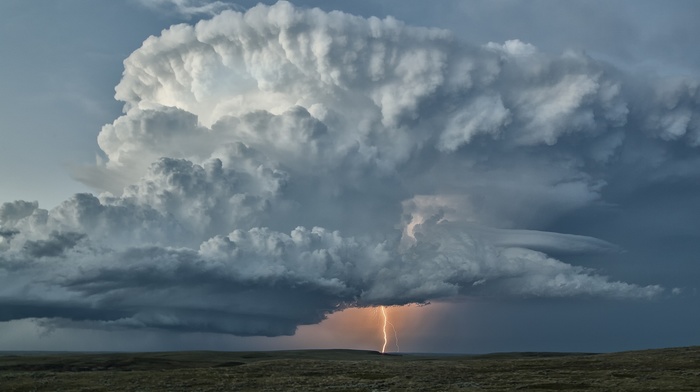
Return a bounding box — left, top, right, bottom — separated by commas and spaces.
0, 0, 699, 354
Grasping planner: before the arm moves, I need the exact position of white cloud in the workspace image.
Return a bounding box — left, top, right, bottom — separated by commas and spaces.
137, 0, 241, 18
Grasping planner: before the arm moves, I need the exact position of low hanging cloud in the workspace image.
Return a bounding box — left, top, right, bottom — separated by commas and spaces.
2, 1, 693, 336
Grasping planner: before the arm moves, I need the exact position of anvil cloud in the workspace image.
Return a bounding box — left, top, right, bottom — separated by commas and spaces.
2, 2, 696, 337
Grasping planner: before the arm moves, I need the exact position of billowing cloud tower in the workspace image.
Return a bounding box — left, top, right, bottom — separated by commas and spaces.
4, 1, 696, 336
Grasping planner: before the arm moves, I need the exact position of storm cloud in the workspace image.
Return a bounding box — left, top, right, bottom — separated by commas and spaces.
2, 1, 693, 336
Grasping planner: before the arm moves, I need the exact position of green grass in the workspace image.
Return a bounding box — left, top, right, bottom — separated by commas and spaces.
1, 346, 699, 391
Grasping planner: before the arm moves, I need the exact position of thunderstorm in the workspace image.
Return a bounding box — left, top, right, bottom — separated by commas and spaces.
379, 306, 400, 354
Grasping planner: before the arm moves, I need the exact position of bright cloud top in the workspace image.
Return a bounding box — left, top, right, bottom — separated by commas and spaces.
3, 1, 695, 336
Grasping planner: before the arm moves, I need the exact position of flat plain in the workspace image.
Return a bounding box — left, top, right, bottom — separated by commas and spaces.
1, 346, 699, 391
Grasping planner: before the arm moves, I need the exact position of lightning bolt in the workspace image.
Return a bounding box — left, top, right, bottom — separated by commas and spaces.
381, 306, 388, 354
380, 306, 400, 354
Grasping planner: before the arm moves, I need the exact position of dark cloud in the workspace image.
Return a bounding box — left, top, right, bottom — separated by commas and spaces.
0, 229, 19, 240
0, 200, 38, 225
23, 231, 85, 258
0, 301, 129, 323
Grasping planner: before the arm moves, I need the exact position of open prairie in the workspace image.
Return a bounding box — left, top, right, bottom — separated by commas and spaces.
1, 346, 699, 391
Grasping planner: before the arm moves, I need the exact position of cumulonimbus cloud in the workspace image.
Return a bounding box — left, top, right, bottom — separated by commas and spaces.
2, 1, 694, 336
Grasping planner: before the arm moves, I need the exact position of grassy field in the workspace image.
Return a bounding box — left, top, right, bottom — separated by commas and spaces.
1, 346, 699, 391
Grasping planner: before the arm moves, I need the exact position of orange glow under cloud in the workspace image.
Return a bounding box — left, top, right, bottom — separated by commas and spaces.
266, 302, 458, 352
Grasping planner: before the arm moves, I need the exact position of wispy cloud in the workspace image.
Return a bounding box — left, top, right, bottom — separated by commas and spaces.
137, 0, 242, 18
